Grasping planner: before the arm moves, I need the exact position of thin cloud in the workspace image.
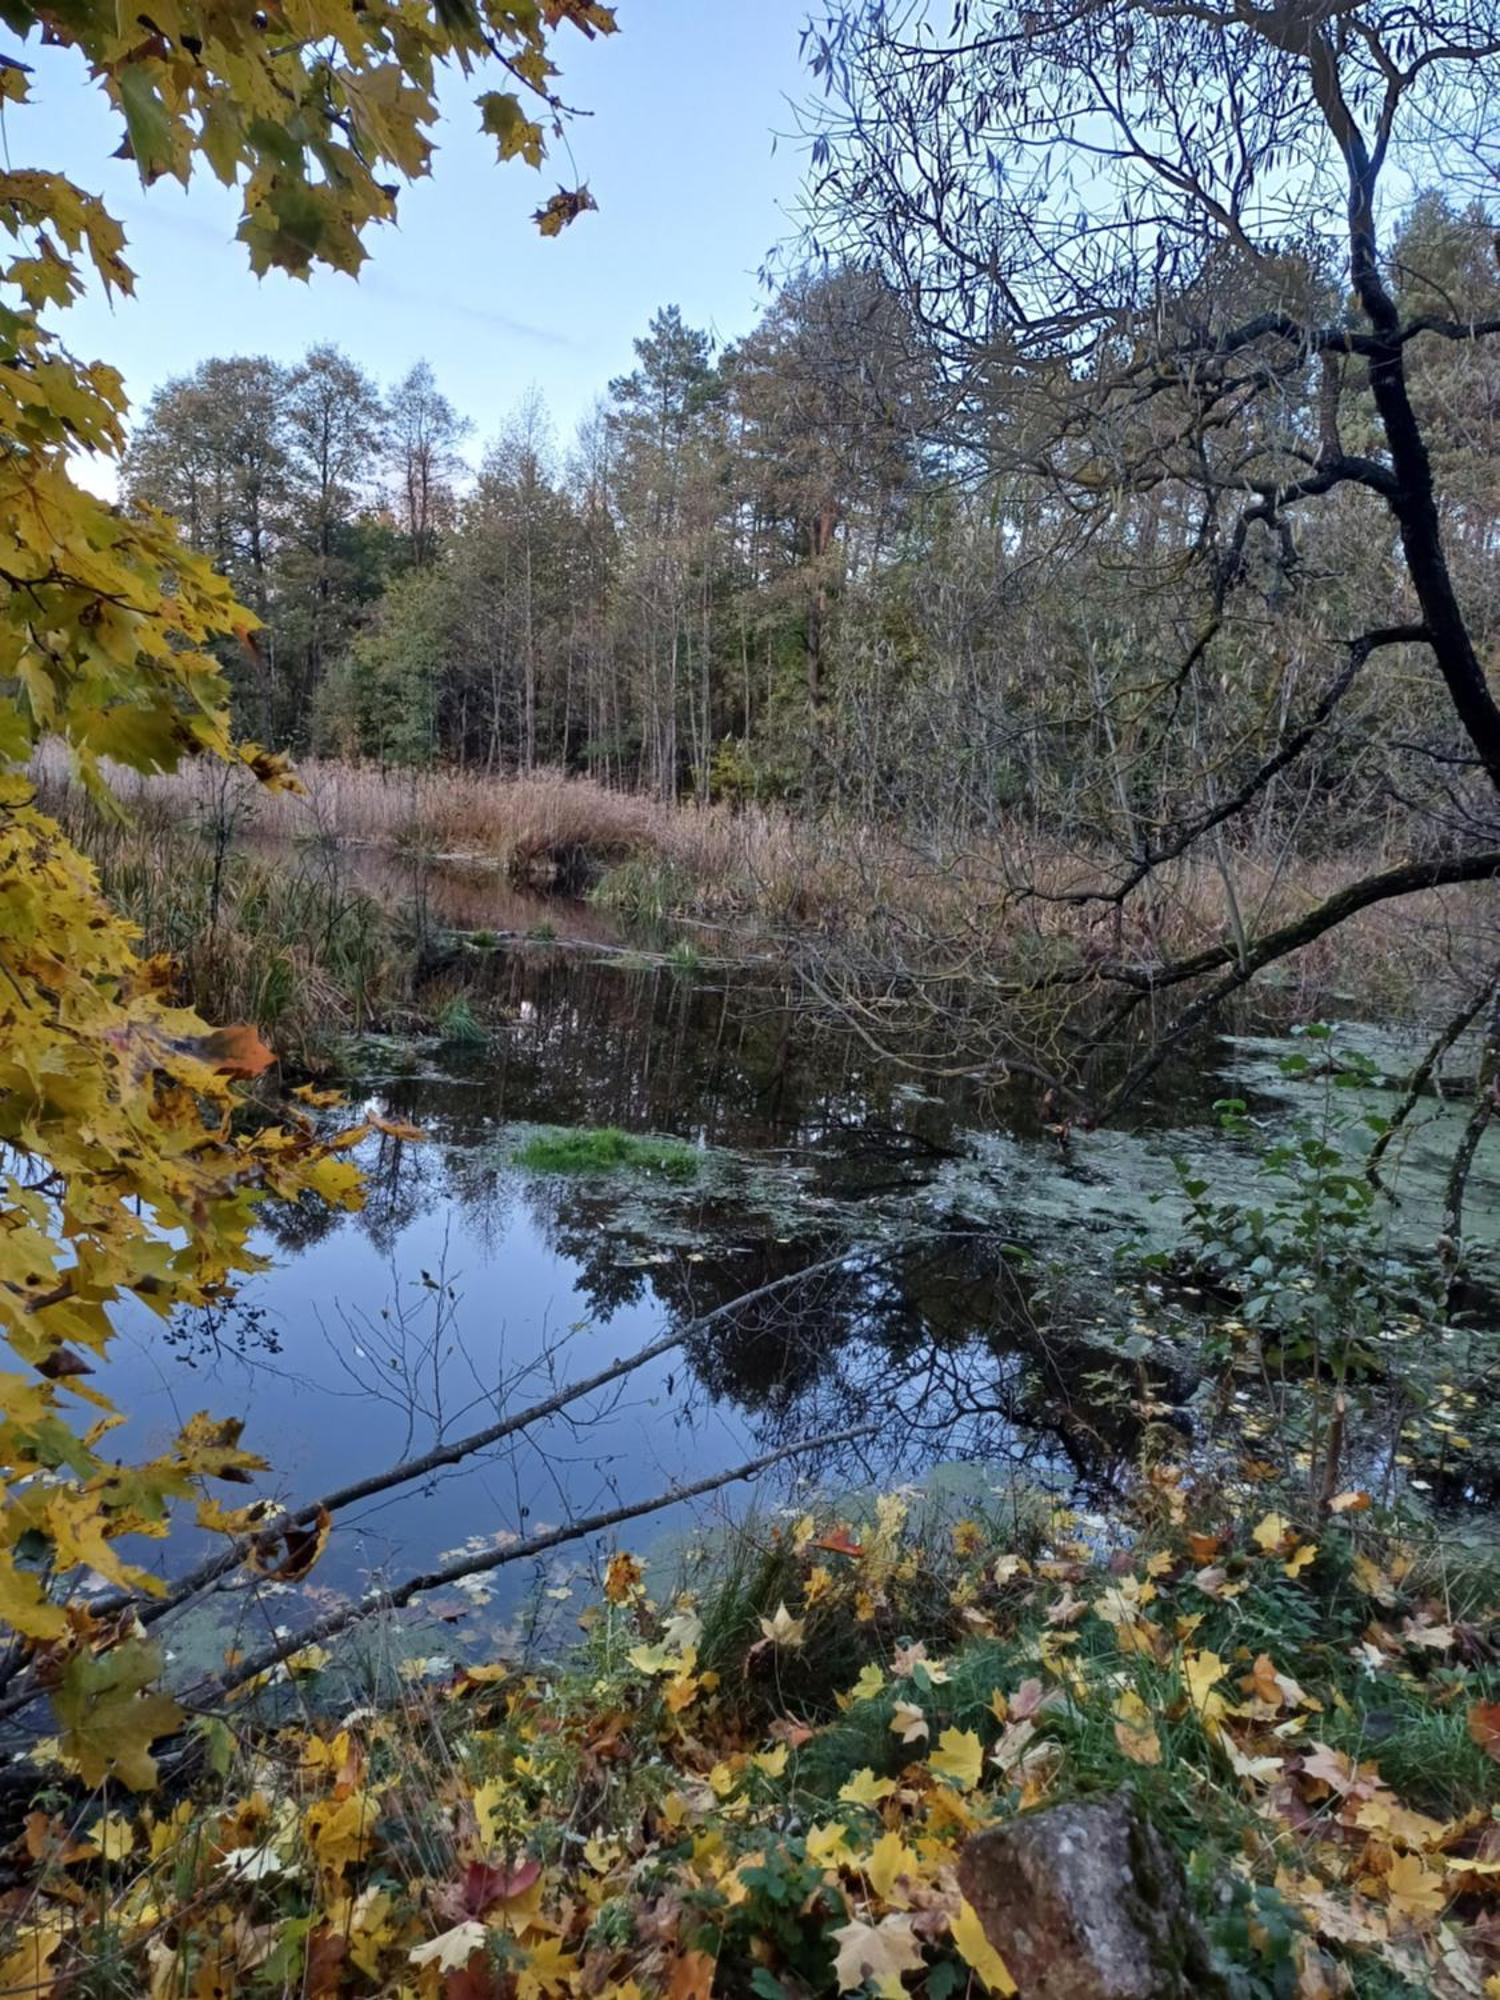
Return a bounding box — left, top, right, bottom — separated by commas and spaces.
116, 195, 574, 349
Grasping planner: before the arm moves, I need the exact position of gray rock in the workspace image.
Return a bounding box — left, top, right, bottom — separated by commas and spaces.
957, 1790, 1227, 1999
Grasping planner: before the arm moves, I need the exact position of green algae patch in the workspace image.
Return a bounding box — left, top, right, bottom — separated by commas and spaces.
514, 1124, 701, 1180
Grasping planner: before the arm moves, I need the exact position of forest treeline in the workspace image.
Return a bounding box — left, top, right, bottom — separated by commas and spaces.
124, 191, 1500, 846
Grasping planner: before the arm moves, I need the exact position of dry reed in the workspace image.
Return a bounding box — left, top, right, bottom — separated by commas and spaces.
30, 746, 1492, 1020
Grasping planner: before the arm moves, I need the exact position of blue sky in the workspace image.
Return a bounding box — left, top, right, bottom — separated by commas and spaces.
29, 1, 815, 471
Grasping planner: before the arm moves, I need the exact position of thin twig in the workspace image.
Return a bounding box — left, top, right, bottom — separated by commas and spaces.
201, 1423, 880, 1700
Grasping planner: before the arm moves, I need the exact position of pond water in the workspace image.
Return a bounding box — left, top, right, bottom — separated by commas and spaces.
97, 866, 1500, 1666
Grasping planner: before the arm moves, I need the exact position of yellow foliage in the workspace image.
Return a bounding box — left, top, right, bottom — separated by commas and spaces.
928, 1727, 984, 1790
303, 1791, 381, 1878
839, 1768, 897, 1808
53, 1640, 184, 1792
949, 1899, 1018, 1996
0, 0, 615, 1760
1112, 1688, 1163, 1766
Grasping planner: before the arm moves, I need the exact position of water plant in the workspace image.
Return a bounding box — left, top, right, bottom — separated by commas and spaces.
513, 1125, 701, 1180
436, 994, 488, 1045
1141, 1025, 1465, 1510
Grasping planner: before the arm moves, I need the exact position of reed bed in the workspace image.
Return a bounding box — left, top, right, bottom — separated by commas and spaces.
31, 746, 1493, 1028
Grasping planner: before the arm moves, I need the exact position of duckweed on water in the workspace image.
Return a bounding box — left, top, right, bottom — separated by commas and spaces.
514, 1124, 701, 1180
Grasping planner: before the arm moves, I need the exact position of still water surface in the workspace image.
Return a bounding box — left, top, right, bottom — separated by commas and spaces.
96, 881, 1500, 1657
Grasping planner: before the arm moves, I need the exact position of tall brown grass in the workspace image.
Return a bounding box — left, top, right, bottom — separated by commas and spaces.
31, 746, 1492, 1023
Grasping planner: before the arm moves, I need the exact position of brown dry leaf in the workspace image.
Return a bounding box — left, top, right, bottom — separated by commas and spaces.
249, 1506, 332, 1583
603, 1552, 643, 1603
1383, 1853, 1447, 1925
194, 1022, 277, 1078
1113, 1689, 1162, 1766
1300, 1742, 1374, 1800
533, 185, 597, 235
665, 1949, 716, 2000
831, 1916, 925, 1997
1010, 1678, 1048, 1719
817, 1527, 865, 1559
1467, 1701, 1500, 1762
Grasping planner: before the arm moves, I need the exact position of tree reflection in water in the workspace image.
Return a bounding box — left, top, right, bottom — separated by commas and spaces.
245, 947, 1205, 1511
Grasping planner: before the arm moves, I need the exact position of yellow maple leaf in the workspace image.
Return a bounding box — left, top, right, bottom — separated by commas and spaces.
516, 1934, 579, 2000
304, 1791, 379, 1877
952, 1518, 985, 1557
53, 1639, 183, 1792
283, 1642, 332, 1676
950, 1899, 1017, 1996
472, 1775, 508, 1849
1252, 1512, 1291, 1551
627, 1641, 693, 1677
664, 1670, 701, 1714
346, 1886, 399, 1979
806, 1564, 835, 1604
1384, 1853, 1447, 1923
1112, 1689, 1162, 1766
80, 1811, 136, 1862
849, 1663, 886, 1702
0, 1925, 63, 2000
929, 1727, 983, 1790
839, 1768, 897, 1808
866, 1827, 921, 1904
1181, 1648, 1227, 1724
1350, 1553, 1398, 1605
807, 1821, 857, 1869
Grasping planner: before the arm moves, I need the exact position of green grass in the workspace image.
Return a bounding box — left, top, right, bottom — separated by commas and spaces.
513, 1124, 700, 1179
436, 994, 488, 1044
